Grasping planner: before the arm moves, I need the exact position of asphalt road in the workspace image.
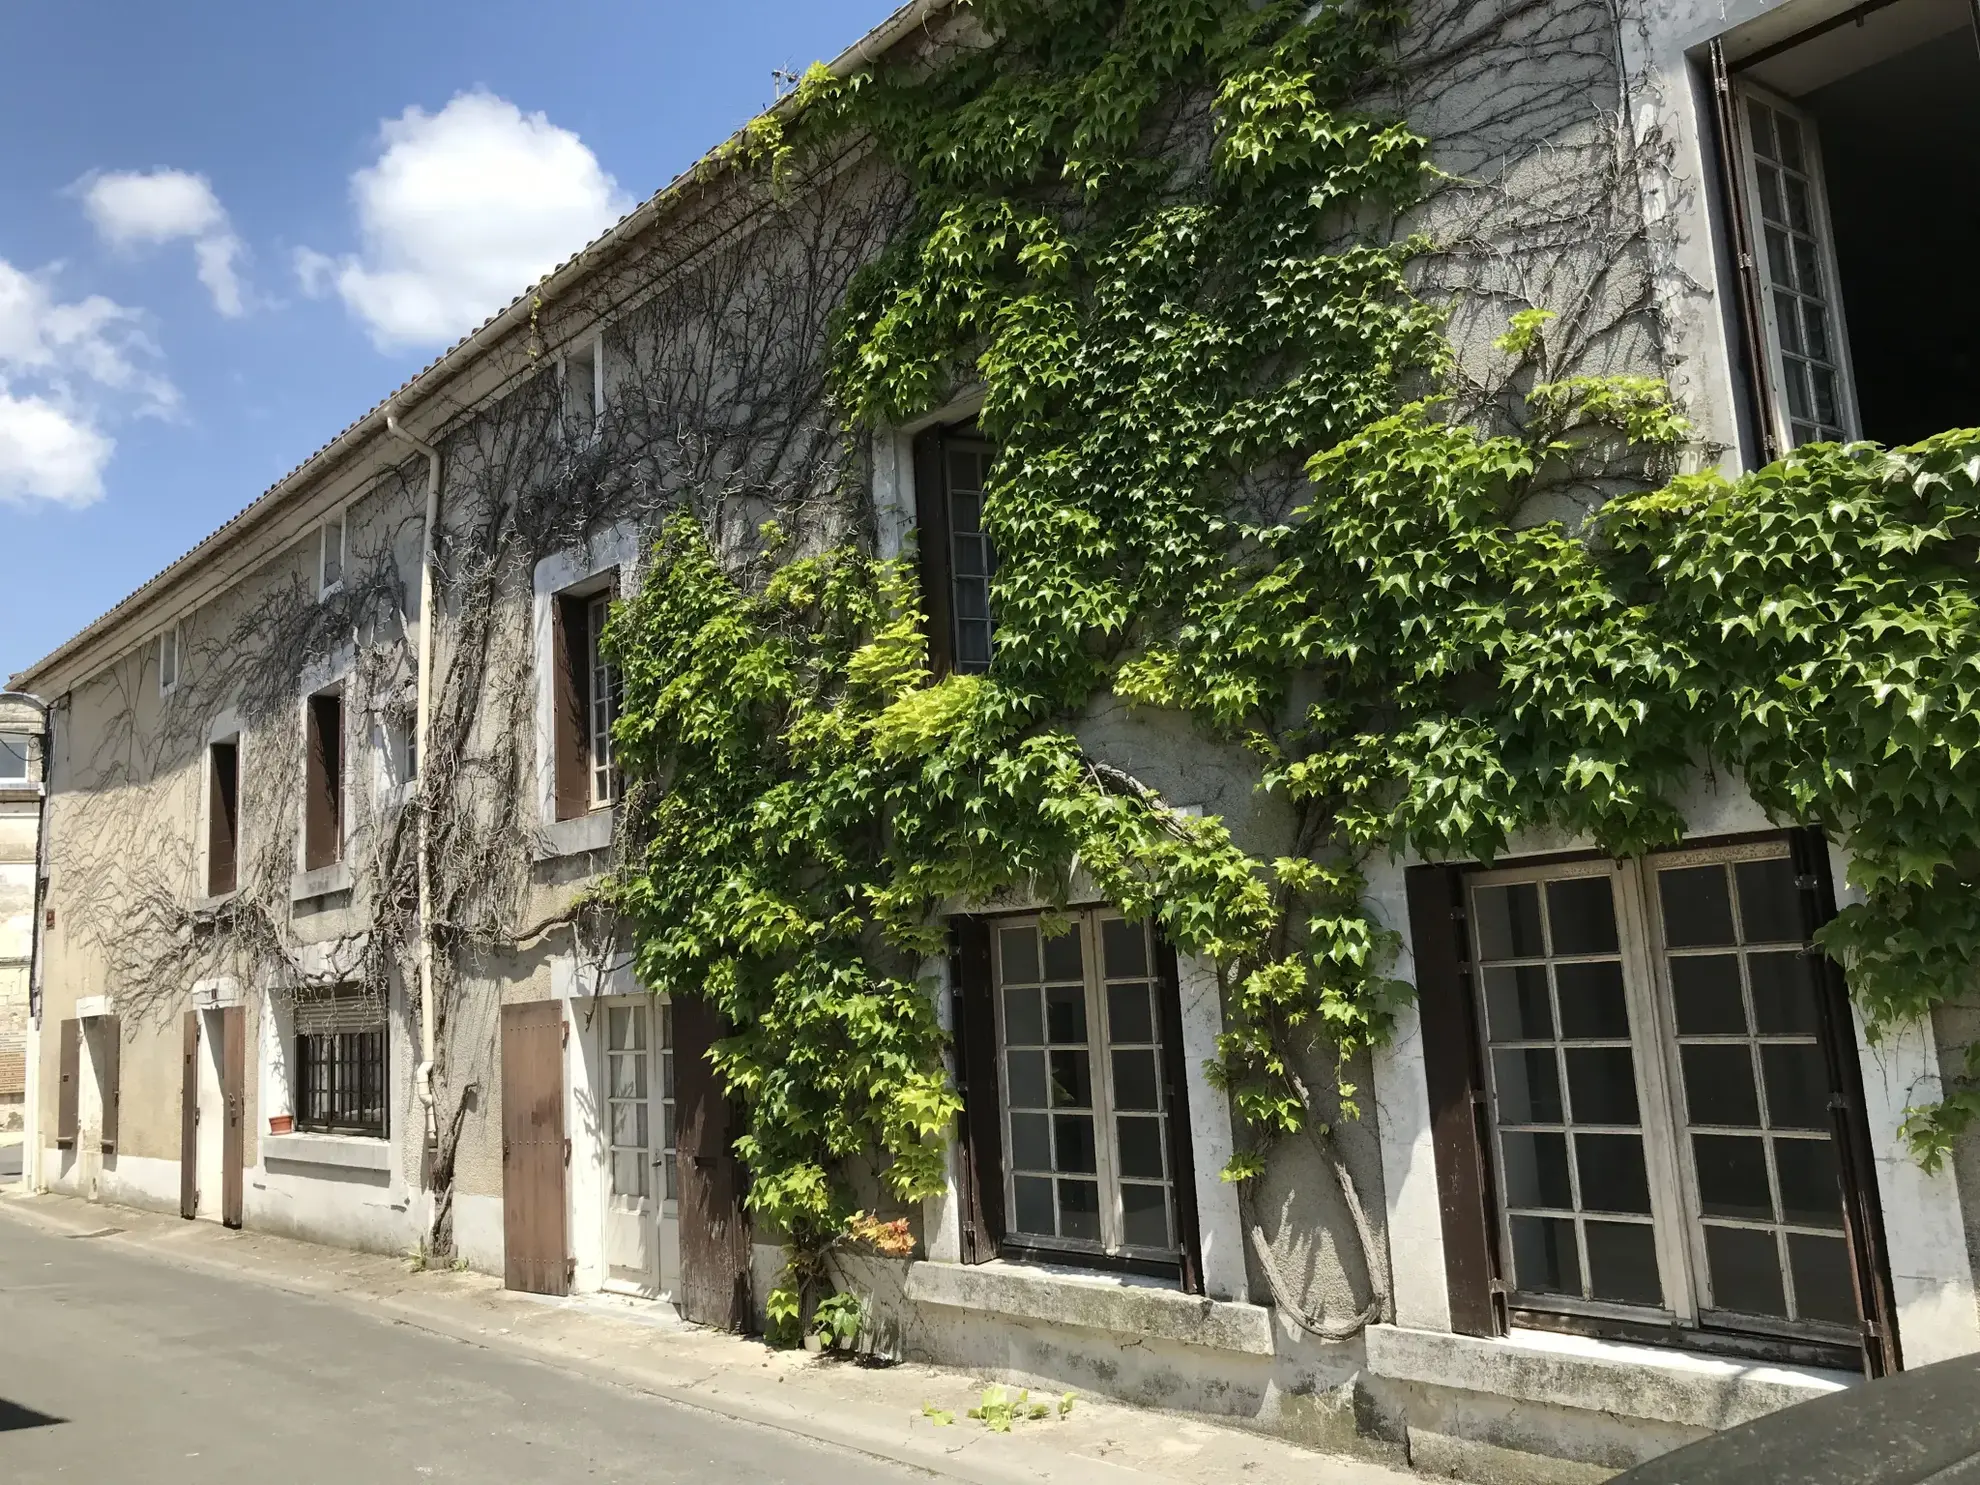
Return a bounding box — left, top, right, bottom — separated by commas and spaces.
0, 1215, 931, 1483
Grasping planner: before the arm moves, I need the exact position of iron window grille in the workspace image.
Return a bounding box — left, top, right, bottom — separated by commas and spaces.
295, 1012, 387, 1138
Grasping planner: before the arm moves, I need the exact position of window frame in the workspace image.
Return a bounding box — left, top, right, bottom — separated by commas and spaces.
912, 423, 997, 677
158, 624, 181, 698
319, 513, 346, 600
293, 994, 388, 1139
550, 571, 620, 819
561, 335, 605, 446
302, 687, 345, 871
0, 731, 29, 781
206, 737, 241, 898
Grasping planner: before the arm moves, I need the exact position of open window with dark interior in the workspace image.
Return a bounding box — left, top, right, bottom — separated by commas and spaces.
303, 691, 343, 870
552, 574, 621, 820
208, 739, 239, 896
912, 424, 997, 676
1710, 0, 1980, 459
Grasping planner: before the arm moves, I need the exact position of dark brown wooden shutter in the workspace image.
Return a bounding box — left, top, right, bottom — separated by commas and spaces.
501, 1000, 570, 1295
1790, 826, 1901, 1376
913, 429, 956, 679
952, 917, 1005, 1264
1405, 863, 1506, 1337
208, 741, 239, 896
98, 1017, 120, 1153
673, 994, 752, 1328
1155, 936, 1205, 1295
304, 693, 343, 869
221, 1005, 245, 1229
56, 1018, 79, 1149
552, 593, 592, 819
181, 1011, 199, 1218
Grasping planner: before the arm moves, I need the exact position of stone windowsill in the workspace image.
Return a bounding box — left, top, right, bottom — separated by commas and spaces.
1363, 1322, 1857, 1432
261, 1131, 392, 1172
905, 1257, 1275, 1356
537, 808, 615, 861
290, 861, 354, 902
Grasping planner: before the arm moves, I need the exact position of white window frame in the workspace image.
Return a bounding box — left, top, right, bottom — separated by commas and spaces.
0, 730, 30, 780
561, 335, 605, 446
1732, 83, 1860, 451
991, 908, 1180, 1265
319, 512, 346, 600
585, 589, 619, 809
531, 521, 638, 856
1468, 840, 1860, 1348
158, 623, 182, 698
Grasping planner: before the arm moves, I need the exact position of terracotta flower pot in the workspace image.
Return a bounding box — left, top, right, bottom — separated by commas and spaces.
268, 1114, 294, 1135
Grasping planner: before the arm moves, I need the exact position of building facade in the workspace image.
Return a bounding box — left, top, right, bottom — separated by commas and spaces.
10, 0, 1980, 1478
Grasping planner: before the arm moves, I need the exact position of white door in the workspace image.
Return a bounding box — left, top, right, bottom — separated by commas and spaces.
602, 1000, 658, 1294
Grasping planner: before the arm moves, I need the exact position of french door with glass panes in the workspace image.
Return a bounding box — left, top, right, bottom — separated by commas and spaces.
601, 998, 678, 1298
991, 910, 1181, 1265
1468, 842, 1865, 1350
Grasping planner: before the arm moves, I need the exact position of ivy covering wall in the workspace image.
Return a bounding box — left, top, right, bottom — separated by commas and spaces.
605, 0, 1980, 1291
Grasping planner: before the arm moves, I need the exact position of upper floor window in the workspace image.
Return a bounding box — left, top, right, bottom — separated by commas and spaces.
1714, 1, 1978, 456
562, 336, 603, 444
912, 425, 997, 675
552, 576, 620, 818
303, 688, 344, 870
0, 732, 29, 780
207, 739, 240, 897
158, 625, 181, 697
319, 513, 345, 598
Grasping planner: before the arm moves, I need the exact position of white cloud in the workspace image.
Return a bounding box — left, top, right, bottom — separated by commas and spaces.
80, 168, 248, 317
0, 257, 174, 508
300, 91, 630, 352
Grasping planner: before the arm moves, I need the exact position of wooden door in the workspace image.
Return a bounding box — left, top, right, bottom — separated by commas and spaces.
180, 1012, 199, 1219
220, 1006, 246, 1229
55, 1019, 79, 1150
673, 994, 751, 1331
501, 1001, 569, 1295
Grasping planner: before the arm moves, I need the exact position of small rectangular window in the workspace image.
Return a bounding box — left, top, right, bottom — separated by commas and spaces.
304, 690, 344, 870
207, 740, 240, 897
553, 579, 619, 819
586, 591, 620, 808
159, 626, 180, 696
564, 339, 601, 441
946, 440, 996, 673
294, 990, 386, 1137
320, 515, 345, 596
0, 732, 28, 780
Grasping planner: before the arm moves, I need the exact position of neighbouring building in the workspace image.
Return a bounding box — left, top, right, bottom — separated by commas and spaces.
0, 693, 45, 1135
10, 0, 1980, 1480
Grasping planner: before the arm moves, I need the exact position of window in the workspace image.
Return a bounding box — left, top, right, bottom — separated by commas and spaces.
158, 625, 180, 697
1460, 840, 1869, 1354
304, 690, 344, 870
912, 426, 998, 675
294, 990, 387, 1137
993, 911, 1180, 1262
605, 1000, 676, 1203
0, 732, 28, 780
319, 514, 345, 597
207, 740, 240, 897
563, 337, 602, 443
552, 580, 620, 818
1716, 1, 1980, 455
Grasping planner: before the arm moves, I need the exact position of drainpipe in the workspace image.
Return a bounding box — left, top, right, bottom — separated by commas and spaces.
384, 414, 441, 1182
4, 690, 51, 1192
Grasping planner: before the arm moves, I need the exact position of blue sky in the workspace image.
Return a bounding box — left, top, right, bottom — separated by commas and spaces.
0, 0, 897, 680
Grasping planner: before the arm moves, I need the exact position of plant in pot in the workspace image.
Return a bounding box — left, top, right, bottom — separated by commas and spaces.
268, 1114, 294, 1135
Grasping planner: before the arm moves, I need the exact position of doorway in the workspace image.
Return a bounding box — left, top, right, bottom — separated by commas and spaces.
597, 997, 679, 1299
180, 1006, 244, 1226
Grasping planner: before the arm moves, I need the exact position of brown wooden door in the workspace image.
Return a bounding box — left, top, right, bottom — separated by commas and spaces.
501, 1001, 568, 1295
180, 1012, 199, 1219
56, 1019, 80, 1150
672, 994, 751, 1331
220, 1006, 246, 1229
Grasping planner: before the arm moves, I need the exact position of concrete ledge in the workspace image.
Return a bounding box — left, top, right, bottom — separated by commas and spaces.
1365, 1323, 1855, 1432
261, 1133, 391, 1172
905, 1258, 1275, 1356
1408, 1427, 1615, 1485
538, 810, 614, 860
289, 862, 354, 902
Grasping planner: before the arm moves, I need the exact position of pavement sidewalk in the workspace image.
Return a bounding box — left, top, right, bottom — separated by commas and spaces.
0, 1188, 1421, 1485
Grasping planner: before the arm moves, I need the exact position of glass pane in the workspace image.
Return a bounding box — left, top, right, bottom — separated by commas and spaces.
1660, 866, 1736, 947
957, 620, 992, 669
1784, 358, 1813, 421
1004, 985, 1044, 1045
1801, 301, 1832, 363
1053, 1113, 1097, 1174
612, 1102, 647, 1149
1484, 965, 1553, 1040
1048, 1050, 1091, 1108
1756, 162, 1784, 224
1735, 858, 1801, 943
1474, 883, 1544, 960
1494, 1048, 1563, 1124
954, 576, 990, 620
1013, 1175, 1054, 1236
1116, 1115, 1166, 1180
1747, 98, 1776, 161
1510, 1215, 1581, 1296
1762, 1044, 1831, 1130
1576, 1133, 1652, 1215
660, 1002, 673, 1050
1006, 1050, 1047, 1109
661, 1103, 674, 1148
950, 491, 982, 533
1783, 171, 1812, 232
952, 531, 989, 578
1010, 1111, 1051, 1171
1765, 225, 1794, 288
1694, 1134, 1774, 1222
1774, 1137, 1844, 1228
1502, 1131, 1573, 1209
1775, 112, 1804, 172
1788, 1232, 1857, 1325
999, 926, 1040, 985
1102, 918, 1148, 979
1670, 954, 1746, 1034
1556, 961, 1629, 1039
1042, 926, 1083, 982
1586, 1221, 1663, 1306
1108, 983, 1154, 1044
1111, 1049, 1160, 1111
612, 1150, 647, 1198
1058, 1179, 1101, 1241
663, 1153, 676, 1202
1045, 985, 1087, 1044
1706, 1225, 1788, 1317
1121, 1184, 1171, 1249
1546, 877, 1619, 956
947, 450, 983, 496
1773, 289, 1804, 355
608, 1006, 631, 1050
1566, 1047, 1640, 1125
609, 1053, 646, 1100
1749, 952, 1818, 1033
1792, 238, 1822, 301
1684, 1045, 1761, 1127
1810, 365, 1840, 428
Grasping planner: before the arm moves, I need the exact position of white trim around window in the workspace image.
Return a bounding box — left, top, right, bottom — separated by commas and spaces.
158, 623, 182, 698
319, 511, 346, 600
532, 520, 639, 857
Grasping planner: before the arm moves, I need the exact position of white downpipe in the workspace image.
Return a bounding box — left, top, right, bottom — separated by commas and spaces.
385, 412, 442, 1185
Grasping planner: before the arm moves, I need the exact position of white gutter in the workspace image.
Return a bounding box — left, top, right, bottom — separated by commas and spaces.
384, 414, 442, 1181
